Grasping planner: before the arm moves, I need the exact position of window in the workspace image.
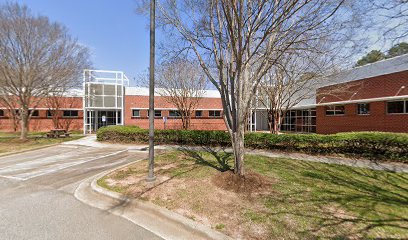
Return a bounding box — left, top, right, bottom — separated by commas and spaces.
169, 110, 181, 118
30, 110, 39, 117
155, 110, 162, 117
325, 105, 345, 116
209, 110, 221, 117
280, 109, 316, 133
195, 110, 202, 117
14, 109, 39, 117
63, 110, 79, 118
387, 101, 406, 114
0, 109, 4, 117
132, 109, 140, 117
148, 110, 162, 117
357, 103, 370, 115
47, 110, 53, 118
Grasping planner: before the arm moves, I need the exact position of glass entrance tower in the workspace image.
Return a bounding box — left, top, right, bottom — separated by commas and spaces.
83, 70, 129, 134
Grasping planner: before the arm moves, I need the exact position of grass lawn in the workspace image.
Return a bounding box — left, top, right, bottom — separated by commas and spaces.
99, 150, 408, 239
0, 132, 84, 154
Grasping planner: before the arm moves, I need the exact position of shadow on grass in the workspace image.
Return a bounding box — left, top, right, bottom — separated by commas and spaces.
178, 146, 233, 172
255, 157, 408, 238
103, 149, 408, 239
104, 147, 234, 214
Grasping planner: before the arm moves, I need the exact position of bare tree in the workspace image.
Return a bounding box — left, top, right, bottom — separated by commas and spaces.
372, 0, 408, 42
0, 95, 20, 132
259, 55, 322, 134
141, 0, 351, 176
45, 90, 81, 131
156, 59, 206, 129
0, 3, 90, 140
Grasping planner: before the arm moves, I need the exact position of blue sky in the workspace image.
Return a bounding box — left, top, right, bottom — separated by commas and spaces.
3, 0, 153, 86
1, 0, 406, 86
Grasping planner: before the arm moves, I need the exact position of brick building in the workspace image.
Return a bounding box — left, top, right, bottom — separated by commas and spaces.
0, 55, 407, 134
278, 54, 408, 134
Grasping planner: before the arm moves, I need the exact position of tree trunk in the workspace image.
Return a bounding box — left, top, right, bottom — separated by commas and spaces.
273, 112, 281, 134
231, 125, 245, 176
20, 109, 28, 140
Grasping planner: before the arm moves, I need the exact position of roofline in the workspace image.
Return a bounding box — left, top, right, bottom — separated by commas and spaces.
292, 95, 408, 108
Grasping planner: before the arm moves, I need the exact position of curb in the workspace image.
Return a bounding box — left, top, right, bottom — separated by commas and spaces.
79, 155, 232, 240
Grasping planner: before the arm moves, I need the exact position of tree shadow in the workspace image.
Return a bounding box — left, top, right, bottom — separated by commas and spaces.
261, 158, 408, 238
178, 146, 233, 172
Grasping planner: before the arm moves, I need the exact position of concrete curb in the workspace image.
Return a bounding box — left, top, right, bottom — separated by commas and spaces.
76, 154, 232, 240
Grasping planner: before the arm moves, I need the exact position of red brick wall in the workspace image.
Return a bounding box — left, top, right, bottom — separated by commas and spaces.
316, 101, 408, 134
317, 71, 408, 103
316, 70, 408, 134
0, 109, 83, 132
124, 95, 226, 130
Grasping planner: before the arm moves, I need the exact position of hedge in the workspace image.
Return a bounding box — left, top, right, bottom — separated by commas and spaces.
97, 125, 408, 162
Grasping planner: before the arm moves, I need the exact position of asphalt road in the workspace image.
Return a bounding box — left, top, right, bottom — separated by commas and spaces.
0, 144, 162, 240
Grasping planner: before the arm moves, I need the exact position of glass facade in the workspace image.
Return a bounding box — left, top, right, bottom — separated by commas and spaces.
281, 108, 316, 133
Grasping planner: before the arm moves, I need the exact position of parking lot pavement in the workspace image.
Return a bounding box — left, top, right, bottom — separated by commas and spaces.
0, 144, 161, 240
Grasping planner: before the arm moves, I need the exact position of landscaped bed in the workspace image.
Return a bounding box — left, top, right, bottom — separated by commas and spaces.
0, 132, 83, 154
99, 150, 408, 239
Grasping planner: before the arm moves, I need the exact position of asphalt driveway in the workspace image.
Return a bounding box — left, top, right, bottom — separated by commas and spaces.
0, 143, 162, 240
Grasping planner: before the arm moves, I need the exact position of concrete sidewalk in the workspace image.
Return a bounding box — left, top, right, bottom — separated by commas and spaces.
73, 136, 408, 173
172, 145, 408, 173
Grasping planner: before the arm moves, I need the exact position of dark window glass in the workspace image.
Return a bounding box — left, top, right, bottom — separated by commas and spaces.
357, 103, 370, 115
132, 109, 140, 117
335, 105, 345, 115
325, 105, 345, 116
47, 110, 53, 117
63, 110, 78, 117
0, 109, 4, 116
169, 110, 181, 118
325, 106, 335, 115
147, 110, 162, 117
387, 101, 405, 114
209, 110, 221, 117
195, 110, 202, 117
30, 110, 39, 117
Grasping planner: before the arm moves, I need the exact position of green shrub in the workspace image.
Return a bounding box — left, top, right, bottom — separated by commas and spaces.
97, 126, 408, 162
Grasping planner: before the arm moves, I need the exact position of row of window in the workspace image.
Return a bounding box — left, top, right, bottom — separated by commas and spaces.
0, 109, 79, 118
325, 100, 408, 116
131, 109, 222, 118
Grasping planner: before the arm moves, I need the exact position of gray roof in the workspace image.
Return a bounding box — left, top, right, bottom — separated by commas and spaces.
292, 54, 408, 109
322, 53, 408, 88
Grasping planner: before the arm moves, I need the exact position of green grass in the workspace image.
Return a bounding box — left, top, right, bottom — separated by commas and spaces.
97, 176, 128, 193
0, 132, 84, 154
244, 154, 408, 239
101, 150, 408, 239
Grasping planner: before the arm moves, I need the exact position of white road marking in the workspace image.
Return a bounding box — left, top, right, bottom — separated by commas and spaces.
0, 175, 25, 180
0, 150, 127, 181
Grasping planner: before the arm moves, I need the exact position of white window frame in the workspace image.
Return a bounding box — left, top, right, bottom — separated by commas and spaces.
325, 105, 345, 116
132, 109, 140, 117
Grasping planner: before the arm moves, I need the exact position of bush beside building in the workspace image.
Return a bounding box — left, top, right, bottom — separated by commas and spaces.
97, 125, 408, 162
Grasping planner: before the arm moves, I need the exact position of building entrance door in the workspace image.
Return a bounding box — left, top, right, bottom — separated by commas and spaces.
96, 110, 121, 129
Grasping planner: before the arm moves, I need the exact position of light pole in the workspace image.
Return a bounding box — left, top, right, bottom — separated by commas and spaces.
146, 0, 156, 182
